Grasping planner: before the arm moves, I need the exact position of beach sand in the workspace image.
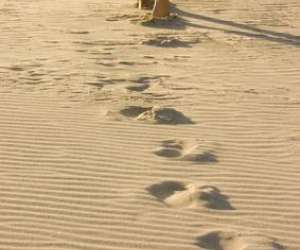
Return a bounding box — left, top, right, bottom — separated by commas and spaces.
0, 0, 300, 249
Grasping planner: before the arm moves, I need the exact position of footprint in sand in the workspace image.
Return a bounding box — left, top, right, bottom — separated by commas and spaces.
119, 106, 193, 124
154, 139, 218, 163
125, 75, 169, 93
147, 181, 234, 210
196, 230, 284, 250
142, 36, 192, 48
141, 32, 210, 47
126, 83, 150, 92
142, 34, 203, 48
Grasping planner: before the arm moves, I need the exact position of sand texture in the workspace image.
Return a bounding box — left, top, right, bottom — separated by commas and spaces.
0, 0, 300, 249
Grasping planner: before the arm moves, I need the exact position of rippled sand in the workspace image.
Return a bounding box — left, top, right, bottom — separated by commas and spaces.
0, 0, 300, 249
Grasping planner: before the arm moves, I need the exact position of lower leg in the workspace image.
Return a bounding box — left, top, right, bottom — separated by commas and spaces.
152, 0, 170, 18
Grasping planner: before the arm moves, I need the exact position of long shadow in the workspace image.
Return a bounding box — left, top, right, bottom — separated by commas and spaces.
185, 21, 300, 47
162, 4, 300, 47
175, 7, 300, 41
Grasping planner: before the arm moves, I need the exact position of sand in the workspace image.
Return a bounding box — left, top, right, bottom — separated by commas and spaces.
0, 0, 300, 249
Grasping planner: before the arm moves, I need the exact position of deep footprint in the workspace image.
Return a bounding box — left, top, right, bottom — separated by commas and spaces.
147, 181, 234, 210
126, 83, 150, 92
120, 106, 152, 118
196, 230, 284, 250
120, 106, 193, 124
154, 139, 218, 163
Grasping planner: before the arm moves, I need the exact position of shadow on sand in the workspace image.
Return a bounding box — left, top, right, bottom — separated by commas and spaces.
142, 4, 300, 47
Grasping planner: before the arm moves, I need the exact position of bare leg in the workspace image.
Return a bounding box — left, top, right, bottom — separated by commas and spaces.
152, 0, 170, 18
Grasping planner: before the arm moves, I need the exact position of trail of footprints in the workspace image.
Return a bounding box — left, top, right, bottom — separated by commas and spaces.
146, 180, 283, 250
97, 34, 284, 250
107, 95, 284, 250
115, 108, 282, 249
